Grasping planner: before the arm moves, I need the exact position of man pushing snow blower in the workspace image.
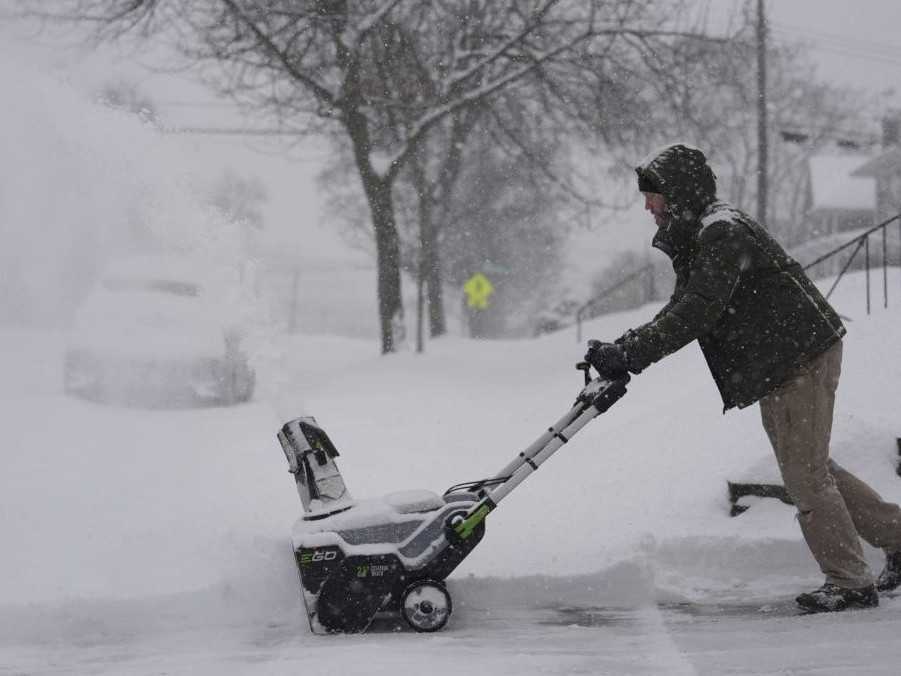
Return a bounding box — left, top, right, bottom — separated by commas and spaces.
584, 143, 901, 614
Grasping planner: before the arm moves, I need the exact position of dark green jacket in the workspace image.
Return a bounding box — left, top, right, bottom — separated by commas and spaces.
620, 146, 845, 410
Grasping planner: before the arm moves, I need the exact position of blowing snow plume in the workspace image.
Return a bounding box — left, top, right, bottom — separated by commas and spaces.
0, 54, 248, 328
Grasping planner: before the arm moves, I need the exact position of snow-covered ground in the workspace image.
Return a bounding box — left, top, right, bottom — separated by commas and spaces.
2, 270, 900, 675
4, 31, 901, 675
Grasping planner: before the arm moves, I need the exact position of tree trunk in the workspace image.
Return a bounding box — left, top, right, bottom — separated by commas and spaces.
411, 150, 431, 352
415, 265, 425, 353
345, 111, 404, 354
420, 214, 446, 338
368, 181, 404, 354
426, 245, 446, 337
415, 181, 429, 354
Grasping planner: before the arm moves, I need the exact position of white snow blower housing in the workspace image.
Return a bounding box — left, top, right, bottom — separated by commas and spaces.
277, 364, 629, 634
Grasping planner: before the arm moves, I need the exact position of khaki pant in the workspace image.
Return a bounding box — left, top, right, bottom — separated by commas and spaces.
760, 340, 901, 589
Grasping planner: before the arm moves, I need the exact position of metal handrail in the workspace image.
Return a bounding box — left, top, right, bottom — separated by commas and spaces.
802, 213, 900, 270
802, 212, 901, 313
574, 211, 900, 343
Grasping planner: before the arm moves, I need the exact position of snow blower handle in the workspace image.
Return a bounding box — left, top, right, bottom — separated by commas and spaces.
446, 373, 631, 542
583, 339, 630, 382
576, 360, 592, 386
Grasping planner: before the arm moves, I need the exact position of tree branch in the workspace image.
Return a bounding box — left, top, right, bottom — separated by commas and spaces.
218, 0, 337, 109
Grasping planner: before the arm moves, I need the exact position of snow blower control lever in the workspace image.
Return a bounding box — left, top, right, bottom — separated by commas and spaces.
446, 364, 629, 542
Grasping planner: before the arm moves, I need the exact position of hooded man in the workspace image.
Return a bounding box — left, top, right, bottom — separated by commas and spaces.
585, 143, 901, 613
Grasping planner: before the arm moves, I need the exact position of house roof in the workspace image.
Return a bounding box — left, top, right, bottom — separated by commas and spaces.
851, 147, 901, 178
808, 154, 876, 211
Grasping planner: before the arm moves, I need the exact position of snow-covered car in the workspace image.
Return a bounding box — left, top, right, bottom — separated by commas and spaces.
64, 255, 255, 407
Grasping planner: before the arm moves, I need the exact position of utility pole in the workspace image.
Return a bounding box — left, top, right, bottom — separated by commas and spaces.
756, 0, 768, 226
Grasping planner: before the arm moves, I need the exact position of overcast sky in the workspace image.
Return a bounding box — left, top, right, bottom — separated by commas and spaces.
755, 0, 899, 107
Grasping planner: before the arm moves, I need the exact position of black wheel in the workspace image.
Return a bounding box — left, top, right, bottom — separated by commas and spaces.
401, 580, 452, 632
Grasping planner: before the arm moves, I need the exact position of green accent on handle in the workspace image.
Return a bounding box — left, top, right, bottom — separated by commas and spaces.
454, 503, 492, 540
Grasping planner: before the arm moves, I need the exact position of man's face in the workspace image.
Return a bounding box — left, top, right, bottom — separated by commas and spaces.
643, 192, 667, 227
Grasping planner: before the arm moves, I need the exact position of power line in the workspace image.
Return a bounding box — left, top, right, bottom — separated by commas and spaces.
771, 33, 901, 67
156, 100, 239, 108
161, 127, 304, 136
769, 23, 901, 67
770, 21, 901, 58
799, 43, 901, 68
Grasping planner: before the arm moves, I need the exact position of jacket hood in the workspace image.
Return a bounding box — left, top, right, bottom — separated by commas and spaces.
636, 143, 718, 259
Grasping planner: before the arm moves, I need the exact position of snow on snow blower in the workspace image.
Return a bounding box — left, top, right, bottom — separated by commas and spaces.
277, 363, 629, 634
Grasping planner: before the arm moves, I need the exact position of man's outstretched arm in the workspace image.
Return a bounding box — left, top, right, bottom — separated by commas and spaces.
616, 222, 746, 372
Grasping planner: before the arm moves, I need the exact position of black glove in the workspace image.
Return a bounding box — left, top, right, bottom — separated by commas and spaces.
584, 340, 629, 379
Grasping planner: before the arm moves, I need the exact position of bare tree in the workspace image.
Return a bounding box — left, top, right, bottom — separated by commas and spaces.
31, 0, 719, 352
630, 9, 868, 240
316, 3, 691, 346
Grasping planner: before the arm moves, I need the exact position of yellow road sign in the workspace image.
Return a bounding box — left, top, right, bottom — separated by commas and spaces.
464, 272, 494, 310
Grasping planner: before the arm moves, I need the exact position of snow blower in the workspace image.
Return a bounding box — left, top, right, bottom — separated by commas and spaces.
277, 363, 629, 634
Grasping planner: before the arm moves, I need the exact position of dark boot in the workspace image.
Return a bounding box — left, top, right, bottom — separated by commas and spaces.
795, 583, 879, 613
877, 551, 901, 592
